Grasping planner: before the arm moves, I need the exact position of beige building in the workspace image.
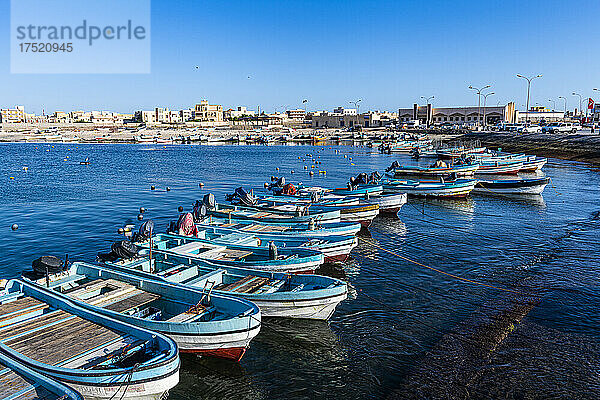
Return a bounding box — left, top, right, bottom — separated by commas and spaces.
194, 100, 223, 122
398, 103, 516, 126
0, 106, 26, 123
286, 109, 306, 120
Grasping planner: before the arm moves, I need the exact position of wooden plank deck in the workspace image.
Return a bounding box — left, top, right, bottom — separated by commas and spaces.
104, 291, 160, 313
0, 365, 35, 399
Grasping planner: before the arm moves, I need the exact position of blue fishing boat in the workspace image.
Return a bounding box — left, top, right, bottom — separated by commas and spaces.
206, 202, 341, 224
0, 279, 179, 400
473, 177, 550, 195
26, 262, 261, 362
0, 350, 83, 400
102, 249, 348, 320
198, 216, 362, 237
387, 162, 480, 177
331, 184, 383, 197
383, 178, 477, 197
133, 231, 324, 274
172, 226, 357, 263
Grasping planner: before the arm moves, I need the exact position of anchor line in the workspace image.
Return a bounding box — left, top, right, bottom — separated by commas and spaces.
359, 237, 528, 296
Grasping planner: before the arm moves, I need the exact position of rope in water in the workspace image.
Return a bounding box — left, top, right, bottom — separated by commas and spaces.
359, 237, 528, 295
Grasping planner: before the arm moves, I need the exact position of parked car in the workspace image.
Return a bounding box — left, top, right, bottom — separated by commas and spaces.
518, 125, 542, 133
542, 122, 579, 134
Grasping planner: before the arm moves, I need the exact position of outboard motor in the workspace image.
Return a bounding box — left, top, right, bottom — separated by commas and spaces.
132, 220, 154, 242
32, 256, 64, 277
268, 241, 278, 260
233, 187, 257, 206
111, 240, 138, 259
385, 161, 400, 172
192, 200, 208, 222
202, 193, 216, 210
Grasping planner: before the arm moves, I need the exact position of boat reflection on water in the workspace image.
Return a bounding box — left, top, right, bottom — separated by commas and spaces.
173, 319, 351, 400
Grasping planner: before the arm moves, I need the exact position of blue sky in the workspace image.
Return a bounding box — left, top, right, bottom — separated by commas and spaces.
1, 0, 599, 114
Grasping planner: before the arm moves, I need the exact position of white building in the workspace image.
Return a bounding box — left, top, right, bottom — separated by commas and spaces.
333, 107, 357, 115
226, 106, 256, 119
286, 109, 306, 120
398, 103, 516, 126
0, 106, 26, 123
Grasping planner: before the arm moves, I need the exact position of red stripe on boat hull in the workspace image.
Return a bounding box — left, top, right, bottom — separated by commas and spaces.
181, 347, 247, 362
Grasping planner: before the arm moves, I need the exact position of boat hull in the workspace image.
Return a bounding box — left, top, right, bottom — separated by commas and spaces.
363, 193, 407, 213
474, 178, 549, 195
252, 291, 348, 320
393, 164, 479, 177
69, 371, 179, 400
384, 181, 476, 198
476, 162, 523, 175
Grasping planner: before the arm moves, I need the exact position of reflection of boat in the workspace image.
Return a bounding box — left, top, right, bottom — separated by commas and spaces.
35, 262, 261, 361
473, 177, 550, 195
0, 279, 180, 399
106, 245, 348, 320
0, 350, 83, 400
384, 179, 477, 197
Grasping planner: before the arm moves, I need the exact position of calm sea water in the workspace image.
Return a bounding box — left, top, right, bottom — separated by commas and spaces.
1, 142, 599, 399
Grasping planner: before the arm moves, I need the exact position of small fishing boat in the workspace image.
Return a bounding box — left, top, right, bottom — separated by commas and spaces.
362, 192, 407, 214
104, 247, 348, 320
331, 184, 383, 197
473, 177, 550, 195
519, 156, 547, 172
0, 279, 179, 400
0, 350, 83, 400
476, 161, 524, 175
198, 216, 362, 237
389, 163, 479, 177
28, 262, 261, 361
383, 179, 477, 197
207, 203, 341, 224
183, 226, 357, 263
135, 231, 323, 274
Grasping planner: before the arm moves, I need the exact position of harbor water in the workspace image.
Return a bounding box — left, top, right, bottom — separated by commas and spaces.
1, 142, 599, 399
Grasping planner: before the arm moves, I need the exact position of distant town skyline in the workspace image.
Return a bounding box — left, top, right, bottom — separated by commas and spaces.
1, 0, 599, 114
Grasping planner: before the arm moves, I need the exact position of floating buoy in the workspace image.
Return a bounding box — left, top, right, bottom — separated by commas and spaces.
137, 214, 144, 221
139, 207, 146, 213
349, 157, 352, 161
22, 167, 28, 172
311, 165, 315, 169
309, 171, 314, 176
304, 166, 307, 170
344, 155, 347, 158
166, 187, 171, 192
199, 182, 204, 187
117, 227, 124, 234
264, 182, 269, 188
178, 206, 184, 212
351, 163, 355, 166
291, 170, 294, 174
151, 185, 156, 190
11, 224, 18, 231
9, 177, 14, 180
276, 167, 279, 171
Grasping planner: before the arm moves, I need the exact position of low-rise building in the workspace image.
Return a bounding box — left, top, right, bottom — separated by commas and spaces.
0, 106, 26, 123
332, 107, 357, 115
398, 103, 517, 126
225, 106, 256, 120
286, 109, 306, 120
311, 109, 395, 128
194, 100, 223, 122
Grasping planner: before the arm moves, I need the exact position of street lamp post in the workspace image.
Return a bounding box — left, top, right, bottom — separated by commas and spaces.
516, 74, 542, 124
468, 85, 491, 128
420, 95, 434, 127
482, 92, 495, 129
302, 99, 308, 112
558, 96, 567, 121
349, 99, 362, 128
572, 92, 583, 118
548, 99, 556, 111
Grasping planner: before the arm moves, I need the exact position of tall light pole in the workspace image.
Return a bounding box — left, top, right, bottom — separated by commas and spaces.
349, 99, 362, 114
468, 85, 491, 128
302, 99, 308, 113
572, 92, 583, 118
516, 74, 542, 124
482, 92, 495, 128
420, 95, 434, 127
548, 99, 556, 111
558, 96, 567, 121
